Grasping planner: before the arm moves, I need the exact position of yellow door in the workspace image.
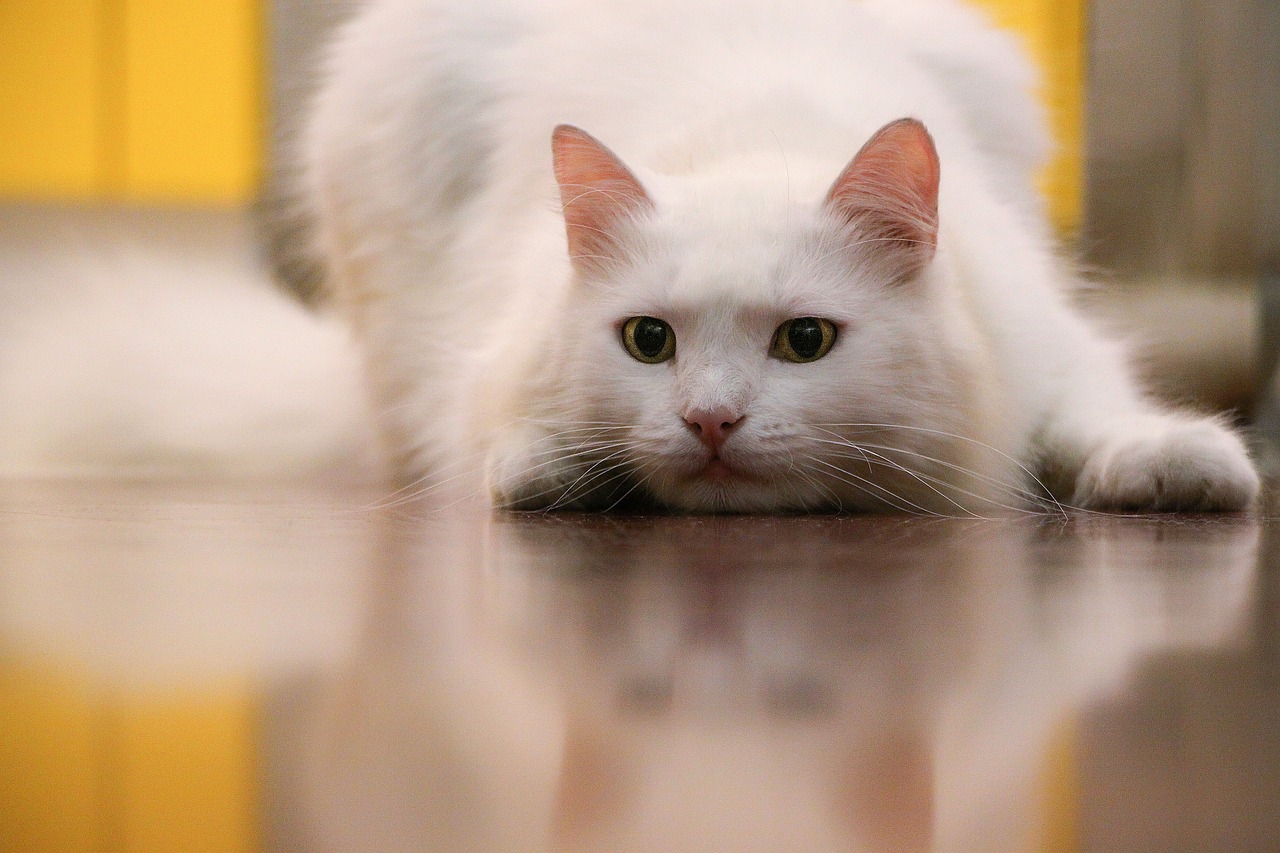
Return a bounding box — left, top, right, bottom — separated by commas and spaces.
0, 0, 263, 203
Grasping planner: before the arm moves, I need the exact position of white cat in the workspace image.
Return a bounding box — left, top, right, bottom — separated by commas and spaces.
0, 0, 1258, 514
301, 0, 1259, 513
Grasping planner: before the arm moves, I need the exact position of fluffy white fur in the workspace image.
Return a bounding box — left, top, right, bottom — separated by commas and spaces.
0, 0, 1257, 514
0, 249, 376, 480
300, 0, 1258, 513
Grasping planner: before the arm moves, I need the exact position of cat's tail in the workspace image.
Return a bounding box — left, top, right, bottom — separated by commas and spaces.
0, 244, 381, 481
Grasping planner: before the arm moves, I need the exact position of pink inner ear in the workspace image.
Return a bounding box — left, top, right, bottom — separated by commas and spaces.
823, 118, 940, 280
552, 125, 653, 271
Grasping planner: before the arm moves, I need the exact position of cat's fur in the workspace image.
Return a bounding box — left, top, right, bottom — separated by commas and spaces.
0, 219, 376, 481
300, 0, 1258, 513
0, 0, 1258, 514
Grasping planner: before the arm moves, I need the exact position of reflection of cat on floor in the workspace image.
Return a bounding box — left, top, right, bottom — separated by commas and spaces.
299, 514, 1258, 852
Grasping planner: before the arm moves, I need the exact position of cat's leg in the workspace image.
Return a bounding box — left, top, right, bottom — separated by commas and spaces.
1035, 335, 1259, 512
486, 423, 633, 511
486, 423, 572, 509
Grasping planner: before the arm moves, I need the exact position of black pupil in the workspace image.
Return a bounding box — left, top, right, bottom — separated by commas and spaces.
788, 319, 824, 359
633, 318, 668, 357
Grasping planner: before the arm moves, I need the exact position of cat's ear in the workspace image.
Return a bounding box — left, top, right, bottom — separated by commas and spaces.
823, 118, 940, 282
552, 124, 653, 274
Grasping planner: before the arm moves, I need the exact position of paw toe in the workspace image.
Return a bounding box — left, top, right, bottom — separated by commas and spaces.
1072, 419, 1259, 512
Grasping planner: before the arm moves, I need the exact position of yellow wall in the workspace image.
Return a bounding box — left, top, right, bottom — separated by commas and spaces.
969, 0, 1088, 234
0, 0, 263, 203
0, 1, 1079, 222
117, 0, 263, 202
0, 1, 107, 197
2, 0, 1080, 217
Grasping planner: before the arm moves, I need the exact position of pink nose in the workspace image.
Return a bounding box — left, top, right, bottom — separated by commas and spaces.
684, 409, 741, 451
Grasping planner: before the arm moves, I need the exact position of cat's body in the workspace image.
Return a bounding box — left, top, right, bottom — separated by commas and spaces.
0, 0, 1258, 514
302, 0, 1258, 512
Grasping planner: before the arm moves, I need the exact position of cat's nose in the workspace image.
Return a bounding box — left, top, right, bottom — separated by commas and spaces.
684, 409, 741, 451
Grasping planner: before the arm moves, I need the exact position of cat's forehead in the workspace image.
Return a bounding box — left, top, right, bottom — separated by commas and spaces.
670, 226, 795, 301
627, 204, 863, 318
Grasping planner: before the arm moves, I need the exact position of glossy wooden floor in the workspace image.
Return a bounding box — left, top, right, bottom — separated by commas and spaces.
1, 480, 1277, 852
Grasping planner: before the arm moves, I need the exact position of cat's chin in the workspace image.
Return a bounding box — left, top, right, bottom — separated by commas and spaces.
645, 471, 823, 514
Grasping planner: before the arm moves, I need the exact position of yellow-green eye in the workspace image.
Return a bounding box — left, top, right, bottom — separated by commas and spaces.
772, 317, 837, 363
622, 316, 676, 363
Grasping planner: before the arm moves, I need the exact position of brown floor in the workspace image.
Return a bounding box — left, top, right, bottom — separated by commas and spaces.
0, 480, 1277, 852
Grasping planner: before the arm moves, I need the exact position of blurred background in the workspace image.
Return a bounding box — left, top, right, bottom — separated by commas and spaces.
1, 2, 1279, 852
1083, 0, 1279, 425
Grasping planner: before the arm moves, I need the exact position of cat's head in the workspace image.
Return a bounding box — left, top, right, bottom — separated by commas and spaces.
545, 120, 997, 513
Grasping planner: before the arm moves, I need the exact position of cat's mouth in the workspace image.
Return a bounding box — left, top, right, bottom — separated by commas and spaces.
703, 458, 735, 480
697, 455, 754, 483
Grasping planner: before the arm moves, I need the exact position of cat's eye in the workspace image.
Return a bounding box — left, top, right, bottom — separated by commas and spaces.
622, 316, 676, 363
772, 317, 837, 363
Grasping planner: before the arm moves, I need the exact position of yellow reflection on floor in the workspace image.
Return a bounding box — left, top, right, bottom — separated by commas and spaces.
1035, 719, 1080, 853
0, 657, 258, 853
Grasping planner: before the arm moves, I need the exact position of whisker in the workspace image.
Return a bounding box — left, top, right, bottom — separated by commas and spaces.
534, 460, 637, 512
820, 448, 1042, 517
544, 445, 639, 509
799, 455, 944, 515
501, 438, 637, 484
811, 422, 1071, 516
813, 447, 978, 517
362, 453, 488, 512
789, 464, 841, 512
371, 423, 634, 512
498, 433, 646, 510
853, 445, 1064, 516
600, 465, 662, 512
808, 434, 1059, 517
363, 421, 621, 506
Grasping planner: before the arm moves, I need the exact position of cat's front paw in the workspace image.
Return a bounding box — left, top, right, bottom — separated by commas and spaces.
1071, 415, 1259, 512
486, 425, 612, 511
486, 427, 563, 510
